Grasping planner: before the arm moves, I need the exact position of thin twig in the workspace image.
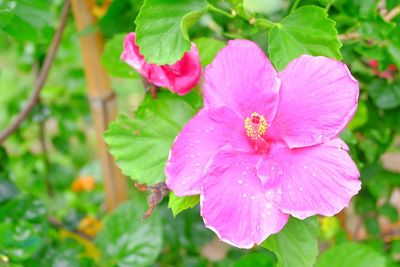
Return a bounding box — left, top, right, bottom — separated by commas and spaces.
0, 0, 71, 144
48, 216, 92, 240
339, 4, 400, 41
384, 4, 400, 21
339, 32, 361, 41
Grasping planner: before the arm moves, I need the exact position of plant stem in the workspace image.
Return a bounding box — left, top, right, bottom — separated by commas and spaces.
254, 18, 278, 29
290, 0, 301, 13
0, 0, 71, 144
208, 4, 235, 19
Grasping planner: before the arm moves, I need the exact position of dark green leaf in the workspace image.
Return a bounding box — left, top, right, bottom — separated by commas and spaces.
0, 221, 44, 261
0, 179, 18, 203
316, 242, 386, 267
262, 216, 318, 267
233, 251, 275, 267
168, 192, 199, 217
368, 79, 400, 109
268, 6, 342, 70
99, 0, 143, 37
96, 197, 162, 267
135, 0, 208, 64
378, 203, 398, 223
104, 92, 199, 185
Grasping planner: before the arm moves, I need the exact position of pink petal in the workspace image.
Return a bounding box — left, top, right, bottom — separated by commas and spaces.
267, 55, 359, 148
204, 40, 280, 121
257, 138, 361, 219
201, 148, 288, 249
165, 107, 251, 196
120, 32, 149, 77
121, 33, 201, 95
158, 44, 202, 95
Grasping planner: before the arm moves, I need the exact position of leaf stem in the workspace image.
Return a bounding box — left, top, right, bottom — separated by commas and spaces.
254, 18, 279, 29
290, 0, 301, 13
208, 4, 235, 19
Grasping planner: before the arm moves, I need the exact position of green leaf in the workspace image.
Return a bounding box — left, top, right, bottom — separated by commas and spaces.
368, 79, 400, 109
2, 0, 53, 43
348, 101, 368, 130
168, 192, 199, 217
262, 216, 318, 267
96, 197, 162, 267
316, 242, 386, 267
0, 179, 18, 203
378, 203, 398, 223
135, 0, 208, 64
193, 37, 225, 67
101, 33, 140, 78
0, 221, 44, 261
104, 92, 199, 185
233, 251, 275, 267
0, 1, 15, 28
387, 26, 400, 69
99, 0, 143, 37
359, 15, 395, 41
268, 6, 342, 70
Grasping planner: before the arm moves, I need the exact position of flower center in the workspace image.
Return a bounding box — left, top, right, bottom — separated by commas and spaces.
244, 112, 270, 153
244, 112, 267, 140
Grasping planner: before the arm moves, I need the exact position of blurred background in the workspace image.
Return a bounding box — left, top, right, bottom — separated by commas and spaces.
0, 0, 399, 266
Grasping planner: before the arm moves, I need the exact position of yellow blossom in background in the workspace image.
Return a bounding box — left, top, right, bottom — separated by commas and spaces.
78, 216, 103, 238
72, 176, 96, 192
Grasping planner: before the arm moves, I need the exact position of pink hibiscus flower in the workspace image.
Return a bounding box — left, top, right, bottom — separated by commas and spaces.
121, 33, 201, 95
165, 40, 361, 248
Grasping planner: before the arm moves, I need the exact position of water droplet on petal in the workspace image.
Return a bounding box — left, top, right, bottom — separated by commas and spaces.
243, 193, 247, 198
250, 195, 256, 200
237, 179, 243, 185
265, 203, 272, 209
265, 190, 274, 198
300, 187, 304, 191
304, 165, 308, 169
256, 225, 261, 232
312, 172, 316, 177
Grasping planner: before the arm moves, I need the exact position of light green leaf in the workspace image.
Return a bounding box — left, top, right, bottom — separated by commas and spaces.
101, 33, 140, 78
2, 0, 53, 43
348, 101, 368, 130
193, 37, 225, 67
168, 192, 199, 217
104, 92, 199, 185
316, 242, 386, 267
268, 6, 342, 70
96, 197, 162, 267
135, 0, 208, 64
262, 216, 318, 267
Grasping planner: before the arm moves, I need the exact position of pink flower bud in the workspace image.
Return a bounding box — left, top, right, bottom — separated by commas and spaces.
121, 33, 201, 95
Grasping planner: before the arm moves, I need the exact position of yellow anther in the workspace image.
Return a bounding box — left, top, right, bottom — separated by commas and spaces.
244, 112, 267, 140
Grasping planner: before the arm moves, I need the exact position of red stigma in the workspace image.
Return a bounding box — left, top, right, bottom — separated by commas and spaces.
251, 115, 260, 124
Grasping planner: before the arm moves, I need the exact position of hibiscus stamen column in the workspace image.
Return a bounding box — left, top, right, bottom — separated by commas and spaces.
244, 112, 269, 153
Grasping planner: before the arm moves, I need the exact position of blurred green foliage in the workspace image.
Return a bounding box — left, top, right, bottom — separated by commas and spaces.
1, 0, 400, 266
